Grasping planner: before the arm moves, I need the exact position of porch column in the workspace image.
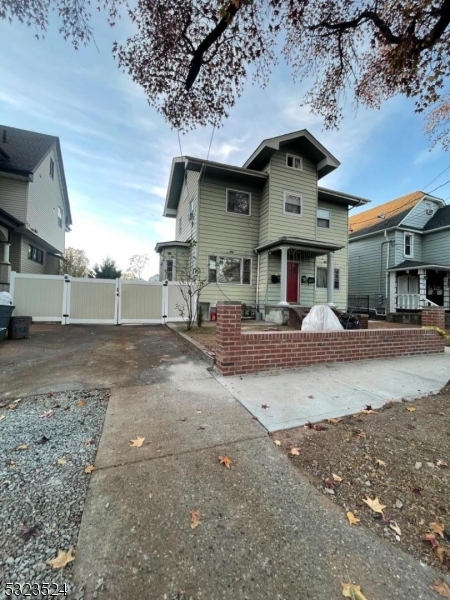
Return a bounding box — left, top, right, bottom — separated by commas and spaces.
2, 243, 10, 264
418, 269, 427, 308
278, 246, 289, 306
326, 252, 334, 305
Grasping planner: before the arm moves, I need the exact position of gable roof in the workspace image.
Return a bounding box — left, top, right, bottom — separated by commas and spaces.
349, 191, 425, 238
0, 125, 72, 227
423, 203, 450, 231
242, 130, 340, 178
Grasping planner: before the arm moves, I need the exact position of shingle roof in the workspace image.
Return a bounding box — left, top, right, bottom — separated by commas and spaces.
423, 204, 450, 231
0, 125, 57, 176
388, 259, 450, 271
349, 191, 423, 238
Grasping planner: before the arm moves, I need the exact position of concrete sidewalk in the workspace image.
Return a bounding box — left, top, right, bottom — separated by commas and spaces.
74, 354, 445, 599
216, 351, 450, 432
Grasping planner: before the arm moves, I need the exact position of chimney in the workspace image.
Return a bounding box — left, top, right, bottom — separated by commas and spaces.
2, 130, 6, 143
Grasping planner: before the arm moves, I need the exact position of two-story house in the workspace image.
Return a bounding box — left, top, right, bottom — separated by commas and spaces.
155, 130, 368, 322
348, 191, 450, 320
0, 125, 72, 287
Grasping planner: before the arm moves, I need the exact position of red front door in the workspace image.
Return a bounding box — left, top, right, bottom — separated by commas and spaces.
287, 261, 299, 303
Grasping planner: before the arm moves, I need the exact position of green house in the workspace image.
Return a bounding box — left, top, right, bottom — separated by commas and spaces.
155, 130, 369, 323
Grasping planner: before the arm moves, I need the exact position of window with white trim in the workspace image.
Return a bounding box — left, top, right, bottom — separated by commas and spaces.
317, 208, 330, 228
57, 206, 63, 228
316, 267, 340, 290
283, 191, 302, 216
208, 255, 251, 285
226, 189, 251, 215
404, 233, 414, 257
28, 245, 44, 264
50, 158, 55, 179
178, 217, 182, 234
189, 199, 194, 220
165, 259, 174, 281
286, 154, 302, 170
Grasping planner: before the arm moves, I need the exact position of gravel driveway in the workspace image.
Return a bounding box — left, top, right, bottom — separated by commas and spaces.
0, 389, 109, 599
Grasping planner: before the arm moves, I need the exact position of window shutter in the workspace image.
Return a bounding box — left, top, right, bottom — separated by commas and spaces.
242, 259, 251, 284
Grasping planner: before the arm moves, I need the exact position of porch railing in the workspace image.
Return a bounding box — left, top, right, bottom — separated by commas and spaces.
397, 294, 420, 310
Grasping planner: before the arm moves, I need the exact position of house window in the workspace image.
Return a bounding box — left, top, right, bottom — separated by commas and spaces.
165, 259, 174, 281
404, 233, 414, 257
178, 217, 182, 235
226, 189, 251, 216
189, 199, 194, 220
28, 245, 44, 264
286, 154, 302, 170
208, 255, 252, 285
317, 208, 331, 228
50, 158, 55, 179
57, 206, 63, 228
316, 267, 340, 290
283, 191, 302, 216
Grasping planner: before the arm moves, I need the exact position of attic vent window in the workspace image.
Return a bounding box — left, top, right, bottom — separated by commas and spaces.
286, 154, 302, 170
50, 157, 55, 179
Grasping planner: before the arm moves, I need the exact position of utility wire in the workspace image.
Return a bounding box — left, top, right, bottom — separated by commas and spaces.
427, 178, 450, 195
422, 165, 450, 191
206, 125, 216, 160
177, 130, 183, 156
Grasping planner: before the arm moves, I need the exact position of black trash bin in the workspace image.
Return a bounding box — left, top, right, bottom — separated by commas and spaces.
0, 305, 14, 341
8, 316, 31, 340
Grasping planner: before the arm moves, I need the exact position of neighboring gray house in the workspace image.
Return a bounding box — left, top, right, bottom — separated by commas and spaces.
0, 125, 72, 284
155, 130, 369, 322
348, 191, 449, 317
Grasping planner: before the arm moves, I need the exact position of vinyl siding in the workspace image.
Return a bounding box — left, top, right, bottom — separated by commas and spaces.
402, 199, 442, 230
27, 147, 66, 252
423, 230, 450, 265
259, 178, 270, 245
0, 175, 28, 222
267, 151, 318, 242
198, 174, 260, 306
349, 232, 395, 310
158, 246, 190, 280
257, 252, 268, 309
20, 235, 46, 275
314, 249, 348, 309
316, 201, 348, 245
176, 170, 199, 242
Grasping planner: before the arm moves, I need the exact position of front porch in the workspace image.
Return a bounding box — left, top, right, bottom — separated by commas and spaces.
255, 237, 344, 324
388, 262, 450, 313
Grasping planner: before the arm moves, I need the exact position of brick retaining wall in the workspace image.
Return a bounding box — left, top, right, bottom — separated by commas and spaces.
216, 302, 445, 376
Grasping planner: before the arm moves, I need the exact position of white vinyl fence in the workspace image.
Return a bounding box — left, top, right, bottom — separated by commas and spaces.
9, 272, 191, 325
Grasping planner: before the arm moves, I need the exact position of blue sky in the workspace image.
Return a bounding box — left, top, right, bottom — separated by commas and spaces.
1, 10, 449, 277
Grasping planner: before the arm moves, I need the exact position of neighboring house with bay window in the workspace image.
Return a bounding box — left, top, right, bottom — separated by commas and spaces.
155, 130, 369, 322
0, 125, 72, 278
348, 191, 449, 317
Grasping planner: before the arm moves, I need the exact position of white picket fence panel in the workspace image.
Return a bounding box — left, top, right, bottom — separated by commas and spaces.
9, 272, 192, 325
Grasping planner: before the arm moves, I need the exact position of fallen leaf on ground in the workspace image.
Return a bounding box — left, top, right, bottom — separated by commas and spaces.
47, 548, 75, 569
423, 533, 440, 548
430, 522, 445, 539
273, 440, 281, 446
0, 415, 5, 421
306, 421, 327, 431
130, 437, 145, 447
432, 581, 450, 597
324, 478, 335, 489
411, 487, 422, 498
332, 473, 343, 482
57, 457, 67, 466
84, 465, 95, 474
21, 524, 40, 541
190, 509, 201, 529
356, 430, 366, 439
261, 404, 269, 409
85, 438, 94, 445
40, 410, 54, 419
8, 403, 18, 410
406, 406, 416, 412
327, 418, 342, 425
36, 435, 50, 444
218, 455, 232, 468
289, 447, 300, 456
375, 459, 387, 467
437, 460, 448, 468
342, 582, 367, 599
362, 409, 377, 415
47, 392, 54, 398
435, 546, 446, 563
347, 512, 360, 525
16, 445, 28, 451
390, 521, 401, 536
77, 398, 86, 407
362, 496, 386, 515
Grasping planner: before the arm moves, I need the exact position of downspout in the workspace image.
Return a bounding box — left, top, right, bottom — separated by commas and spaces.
385, 231, 390, 316
378, 234, 390, 316
255, 251, 260, 311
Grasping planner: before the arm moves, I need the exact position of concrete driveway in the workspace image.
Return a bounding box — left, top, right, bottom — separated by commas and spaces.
216, 350, 450, 432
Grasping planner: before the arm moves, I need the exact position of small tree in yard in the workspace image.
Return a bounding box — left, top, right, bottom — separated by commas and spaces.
91, 257, 122, 279
58, 247, 90, 277
173, 242, 209, 331
128, 254, 149, 279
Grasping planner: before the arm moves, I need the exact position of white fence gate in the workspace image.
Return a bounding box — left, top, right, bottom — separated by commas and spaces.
9, 273, 190, 325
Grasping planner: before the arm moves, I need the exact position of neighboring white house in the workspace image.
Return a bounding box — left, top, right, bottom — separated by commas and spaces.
0, 125, 72, 282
